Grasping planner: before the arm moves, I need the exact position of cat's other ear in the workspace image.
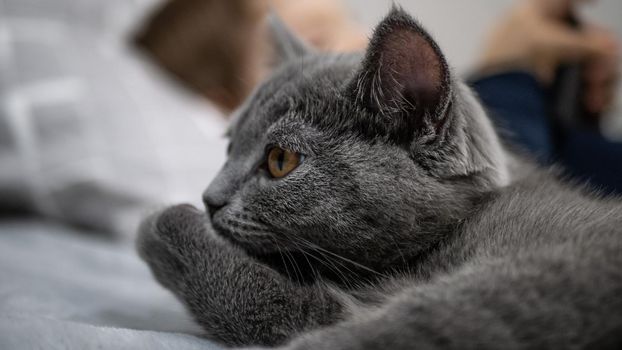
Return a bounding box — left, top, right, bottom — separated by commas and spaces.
266, 12, 312, 67
348, 7, 452, 144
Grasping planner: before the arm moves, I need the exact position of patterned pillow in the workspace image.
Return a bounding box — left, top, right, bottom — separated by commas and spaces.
0, 0, 227, 237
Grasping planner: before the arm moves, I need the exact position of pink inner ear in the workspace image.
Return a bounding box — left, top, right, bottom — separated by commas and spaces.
378, 27, 444, 110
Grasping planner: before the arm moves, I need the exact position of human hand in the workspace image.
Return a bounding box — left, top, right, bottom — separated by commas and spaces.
582, 25, 620, 114
479, 0, 620, 85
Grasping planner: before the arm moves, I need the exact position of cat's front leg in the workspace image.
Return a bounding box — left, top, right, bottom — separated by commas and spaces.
137, 204, 346, 347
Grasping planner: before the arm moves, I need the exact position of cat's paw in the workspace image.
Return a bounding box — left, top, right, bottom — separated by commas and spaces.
136, 204, 212, 289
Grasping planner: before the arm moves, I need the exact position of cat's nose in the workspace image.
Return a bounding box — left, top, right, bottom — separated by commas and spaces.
203, 163, 238, 219
202, 189, 227, 219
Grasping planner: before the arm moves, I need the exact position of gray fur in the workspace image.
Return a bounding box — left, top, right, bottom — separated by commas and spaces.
137, 8, 622, 350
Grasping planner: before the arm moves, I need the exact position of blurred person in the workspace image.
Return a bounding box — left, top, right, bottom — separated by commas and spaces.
469, 0, 622, 194
477, 0, 619, 116
134, 0, 366, 113
0, 0, 233, 236
134, 0, 268, 112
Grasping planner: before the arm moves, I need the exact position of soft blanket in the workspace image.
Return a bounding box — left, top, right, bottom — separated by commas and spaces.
0, 219, 222, 350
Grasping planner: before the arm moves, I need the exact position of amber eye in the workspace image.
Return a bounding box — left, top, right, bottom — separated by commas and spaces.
267, 147, 303, 178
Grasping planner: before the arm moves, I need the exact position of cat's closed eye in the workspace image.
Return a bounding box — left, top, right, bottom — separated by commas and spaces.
267, 147, 304, 178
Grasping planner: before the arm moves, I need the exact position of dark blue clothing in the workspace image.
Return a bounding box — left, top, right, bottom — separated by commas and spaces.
470, 71, 622, 195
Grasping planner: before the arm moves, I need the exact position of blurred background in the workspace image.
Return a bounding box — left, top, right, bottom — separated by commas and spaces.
349, 1, 622, 75
0, 0, 621, 348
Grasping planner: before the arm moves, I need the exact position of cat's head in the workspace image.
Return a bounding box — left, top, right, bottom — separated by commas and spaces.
203, 8, 508, 272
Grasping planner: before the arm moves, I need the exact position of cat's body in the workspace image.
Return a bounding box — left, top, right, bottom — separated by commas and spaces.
137, 9, 622, 349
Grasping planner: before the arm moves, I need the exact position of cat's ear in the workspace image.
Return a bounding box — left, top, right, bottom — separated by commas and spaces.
348, 7, 452, 144
266, 12, 312, 66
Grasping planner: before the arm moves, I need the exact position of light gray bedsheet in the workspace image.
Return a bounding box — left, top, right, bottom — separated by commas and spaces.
0, 219, 223, 350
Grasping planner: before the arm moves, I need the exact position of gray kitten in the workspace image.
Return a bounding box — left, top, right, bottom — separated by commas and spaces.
137, 8, 622, 349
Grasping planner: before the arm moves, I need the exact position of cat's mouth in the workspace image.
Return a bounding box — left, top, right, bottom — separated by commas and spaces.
211, 216, 279, 254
